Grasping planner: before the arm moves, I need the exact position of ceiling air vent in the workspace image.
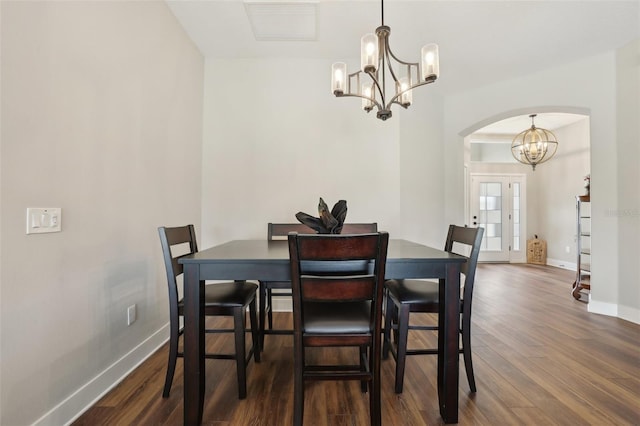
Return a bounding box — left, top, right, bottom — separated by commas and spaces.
244, 1, 318, 41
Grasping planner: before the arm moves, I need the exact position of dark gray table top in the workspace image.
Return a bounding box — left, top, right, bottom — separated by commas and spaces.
182, 239, 464, 263
180, 239, 465, 281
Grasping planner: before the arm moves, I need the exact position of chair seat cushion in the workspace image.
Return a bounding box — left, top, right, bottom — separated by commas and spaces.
180, 281, 257, 308
385, 279, 439, 305
303, 301, 371, 334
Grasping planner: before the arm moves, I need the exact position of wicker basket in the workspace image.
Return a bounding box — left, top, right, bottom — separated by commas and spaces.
527, 238, 547, 265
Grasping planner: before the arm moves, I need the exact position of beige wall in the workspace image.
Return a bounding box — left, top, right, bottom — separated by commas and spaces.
201, 57, 402, 248
0, 1, 203, 424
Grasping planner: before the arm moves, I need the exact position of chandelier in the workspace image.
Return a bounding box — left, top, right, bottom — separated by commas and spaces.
511, 114, 558, 171
330, 0, 439, 121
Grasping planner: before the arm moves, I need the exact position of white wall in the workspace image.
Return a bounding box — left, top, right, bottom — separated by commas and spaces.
443, 49, 638, 320
0, 2, 203, 424
536, 119, 590, 266
398, 91, 447, 247
615, 39, 640, 323
201, 58, 402, 247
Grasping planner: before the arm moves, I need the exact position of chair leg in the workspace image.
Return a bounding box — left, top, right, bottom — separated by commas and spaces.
461, 310, 476, 392
259, 282, 267, 352
382, 292, 394, 360
370, 342, 382, 426
293, 335, 304, 426
394, 304, 410, 394
360, 346, 368, 393
234, 307, 248, 399
249, 298, 261, 363
267, 288, 274, 329
162, 318, 180, 398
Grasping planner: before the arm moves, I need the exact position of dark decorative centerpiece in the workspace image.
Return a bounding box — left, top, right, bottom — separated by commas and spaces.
295, 198, 347, 234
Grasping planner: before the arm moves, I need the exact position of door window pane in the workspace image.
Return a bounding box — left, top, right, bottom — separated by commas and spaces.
513, 182, 520, 259
487, 183, 501, 196
478, 181, 502, 251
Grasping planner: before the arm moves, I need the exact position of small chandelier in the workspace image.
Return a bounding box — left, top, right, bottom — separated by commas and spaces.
330, 0, 439, 121
511, 114, 558, 171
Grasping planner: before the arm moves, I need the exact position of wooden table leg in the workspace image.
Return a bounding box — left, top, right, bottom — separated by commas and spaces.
438, 264, 460, 423
183, 265, 205, 425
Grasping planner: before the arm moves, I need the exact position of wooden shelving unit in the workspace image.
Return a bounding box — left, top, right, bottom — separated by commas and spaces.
572, 195, 590, 300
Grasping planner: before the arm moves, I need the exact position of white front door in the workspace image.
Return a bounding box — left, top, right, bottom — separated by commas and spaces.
470, 174, 526, 262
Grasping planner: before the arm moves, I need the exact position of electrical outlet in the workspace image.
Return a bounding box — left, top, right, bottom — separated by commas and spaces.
127, 304, 137, 326
565, 246, 571, 253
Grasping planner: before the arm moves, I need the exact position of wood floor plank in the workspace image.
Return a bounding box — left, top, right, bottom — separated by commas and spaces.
72, 264, 640, 425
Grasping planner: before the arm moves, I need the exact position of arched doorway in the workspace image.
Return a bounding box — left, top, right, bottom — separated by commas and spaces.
461, 109, 590, 264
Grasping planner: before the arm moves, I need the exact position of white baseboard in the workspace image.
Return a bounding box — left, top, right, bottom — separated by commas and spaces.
618, 304, 640, 325
588, 299, 618, 318
541, 260, 639, 325
545, 258, 577, 271
33, 324, 169, 426
587, 298, 640, 325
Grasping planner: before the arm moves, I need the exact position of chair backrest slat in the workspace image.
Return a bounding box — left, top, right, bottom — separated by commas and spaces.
294, 233, 382, 260
301, 276, 375, 302
158, 224, 198, 303
269, 222, 377, 240
443, 225, 484, 300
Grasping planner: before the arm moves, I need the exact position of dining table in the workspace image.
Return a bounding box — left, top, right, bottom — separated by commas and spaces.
179, 238, 466, 425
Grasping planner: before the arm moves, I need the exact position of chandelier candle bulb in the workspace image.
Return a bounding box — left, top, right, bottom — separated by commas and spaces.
421, 44, 439, 81
398, 77, 412, 106
361, 33, 379, 73
331, 62, 347, 95
362, 83, 374, 111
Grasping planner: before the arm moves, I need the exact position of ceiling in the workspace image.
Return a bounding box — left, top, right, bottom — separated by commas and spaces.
166, 0, 639, 96
166, 1, 637, 134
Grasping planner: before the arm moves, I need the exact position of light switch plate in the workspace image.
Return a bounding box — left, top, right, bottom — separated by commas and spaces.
26, 208, 62, 234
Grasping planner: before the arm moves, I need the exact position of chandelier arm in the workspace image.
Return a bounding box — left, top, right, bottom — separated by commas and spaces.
384, 42, 422, 89
384, 78, 436, 110
346, 70, 362, 95
337, 92, 384, 111
390, 100, 409, 109
366, 70, 386, 107
386, 44, 420, 68
341, 69, 385, 110
382, 41, 401, 86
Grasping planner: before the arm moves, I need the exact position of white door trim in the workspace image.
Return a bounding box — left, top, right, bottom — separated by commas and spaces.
469, 173, 527, 263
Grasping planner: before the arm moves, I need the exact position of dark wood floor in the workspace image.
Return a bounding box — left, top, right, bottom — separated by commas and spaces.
73, 264, 640, 425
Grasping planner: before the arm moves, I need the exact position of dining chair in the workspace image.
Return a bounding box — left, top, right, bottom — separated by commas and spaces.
158, 225, 260, 399
259, 222, 378, 351
288, 231, 389, 426
382, 225, 484, 393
